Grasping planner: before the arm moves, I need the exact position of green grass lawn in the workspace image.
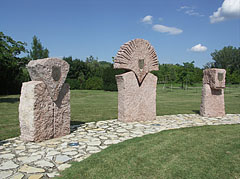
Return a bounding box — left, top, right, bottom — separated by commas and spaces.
57, 124, 240, 179
0, 85, 239, 141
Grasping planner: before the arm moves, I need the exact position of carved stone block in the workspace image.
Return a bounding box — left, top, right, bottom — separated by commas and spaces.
19, 58, 70, 142
114, 39, 159, 122
200, 68, 226, 117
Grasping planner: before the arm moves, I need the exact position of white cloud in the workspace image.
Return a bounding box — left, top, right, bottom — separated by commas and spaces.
178, 5, 204, 17
142, 15, 153, 24
152, 24, 183, 35
210, 0, 240, 23
190, 44, 207, 52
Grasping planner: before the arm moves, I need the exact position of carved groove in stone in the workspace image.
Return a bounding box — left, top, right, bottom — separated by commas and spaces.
114, 39, 159, 84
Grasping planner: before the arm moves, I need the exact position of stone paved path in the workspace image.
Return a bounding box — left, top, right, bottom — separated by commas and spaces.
0, 114, 240, 179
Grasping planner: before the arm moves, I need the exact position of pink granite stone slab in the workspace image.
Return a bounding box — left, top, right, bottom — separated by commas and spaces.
27, 58, 69, 101
200, 68, 226, 117
19, 81, 54, 142
200, 84, 225, 117
116, 71, 157, 122
53, 83, 70, 138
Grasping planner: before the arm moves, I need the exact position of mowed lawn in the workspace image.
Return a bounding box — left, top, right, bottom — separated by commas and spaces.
0, 85, 239, 141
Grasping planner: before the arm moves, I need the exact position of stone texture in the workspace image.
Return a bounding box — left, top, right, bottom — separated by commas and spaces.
114, 39, 158, 84
19, 58, 70, 142
0, 170, 13, 179
18, 165, 45, 173
28, 174, 43, 179
116, 71, 157, 122
200, 68, 226, 117
114, 39, 158, 122
27, 58, 69, 101
54, 83, 71, 138
19, 81, 54, 142
55, 155, 71, 164
0, 161, 19, 170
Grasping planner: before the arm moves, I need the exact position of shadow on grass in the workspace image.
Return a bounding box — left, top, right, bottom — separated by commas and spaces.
192, 110, 200, 114
0, 98, 19, 103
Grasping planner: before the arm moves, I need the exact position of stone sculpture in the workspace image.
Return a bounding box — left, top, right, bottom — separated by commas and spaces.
19, 58, 70, 142
200, 68, 226, 117
114, 39, 159, 122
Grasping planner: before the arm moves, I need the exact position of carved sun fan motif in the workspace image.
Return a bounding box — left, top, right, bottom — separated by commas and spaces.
114, 39, 159, 84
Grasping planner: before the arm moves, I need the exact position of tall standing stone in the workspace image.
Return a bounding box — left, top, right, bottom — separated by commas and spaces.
114, 39, 159, 122
19, 58, 70, 142
200, 68, 226, 117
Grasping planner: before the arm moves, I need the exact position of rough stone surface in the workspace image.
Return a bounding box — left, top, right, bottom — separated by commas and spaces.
1, 114, 239, 178
114, 39, 158, 122
114, 38, 158, 84
54, 83, 71, 138
116, 71, 157, 122
18, 165, 45, 173
27, 58, 69, 101
19, 58, 70, 142
200, 68, 226, 117
19, 81, 54, 142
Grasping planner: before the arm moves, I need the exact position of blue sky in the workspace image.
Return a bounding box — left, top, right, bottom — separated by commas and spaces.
1, 0, 240, 67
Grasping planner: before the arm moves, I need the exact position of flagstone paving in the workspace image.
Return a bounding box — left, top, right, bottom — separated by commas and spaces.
0, 114, 240, 179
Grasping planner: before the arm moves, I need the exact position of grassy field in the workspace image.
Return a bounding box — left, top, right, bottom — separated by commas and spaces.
58, 124, 240, 179
0, 85, 239, 141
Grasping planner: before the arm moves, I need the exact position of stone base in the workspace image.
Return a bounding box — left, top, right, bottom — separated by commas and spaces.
200, 84, 225, 117
116, 71, 157, 122
19, 81, 70, 142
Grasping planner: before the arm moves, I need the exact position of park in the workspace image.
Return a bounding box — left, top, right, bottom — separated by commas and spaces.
1, 0, 240, 178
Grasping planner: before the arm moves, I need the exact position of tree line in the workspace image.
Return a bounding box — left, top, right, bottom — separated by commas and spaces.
0, 31, 239, 95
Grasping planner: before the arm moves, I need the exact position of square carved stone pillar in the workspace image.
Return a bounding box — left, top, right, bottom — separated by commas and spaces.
200, 68, 226, 117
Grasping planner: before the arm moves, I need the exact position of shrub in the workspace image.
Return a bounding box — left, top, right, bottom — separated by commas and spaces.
85, 76, 103, 90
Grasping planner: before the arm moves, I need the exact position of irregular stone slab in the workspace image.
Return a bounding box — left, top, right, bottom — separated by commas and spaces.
0, 161, 18, 170
27, 58, 69, 101
35, 160, 54, 168
0, 170, 13, 179
0, 153, 15, 159
116, 71, 157, 122
19, 81, 54, 142
28, 174, 44, 179
12, 173, 24, 179
57, 163, 71, 171
18, 165, 45, 173
114, 38, 158, 84
200, 68, 226, 117
17, 155, 42, 164
55, 155, 71, 164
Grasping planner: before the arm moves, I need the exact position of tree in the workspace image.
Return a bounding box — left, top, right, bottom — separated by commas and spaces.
29, 35, 49, 60
0, 32, 28, 94
211, 46, 240, 73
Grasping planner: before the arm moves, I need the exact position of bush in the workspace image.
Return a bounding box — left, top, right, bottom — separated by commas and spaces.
85, 76, 103, 90
66, 79, 81, 90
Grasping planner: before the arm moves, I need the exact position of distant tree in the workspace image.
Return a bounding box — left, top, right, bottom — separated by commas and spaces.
211, 46, 240, 73
0, 32, 28, 94
29, 35, 49, 60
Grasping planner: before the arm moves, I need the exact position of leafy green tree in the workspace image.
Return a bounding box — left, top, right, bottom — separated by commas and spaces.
211, 46, 240, 73
29, 35, 49, 60
0, 32, 28, 94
